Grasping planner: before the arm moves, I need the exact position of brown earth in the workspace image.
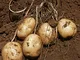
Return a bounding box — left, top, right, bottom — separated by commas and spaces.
0, 0, 80, 60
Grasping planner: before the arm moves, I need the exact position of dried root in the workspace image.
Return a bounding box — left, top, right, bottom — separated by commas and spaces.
11, 29, 17, 42
9, 0, 27, 13
24, 0, 35, 17
9, 0, 34, 15
34, 6, 39, 34
38, 0, 58, 22
47, 2, 58, 21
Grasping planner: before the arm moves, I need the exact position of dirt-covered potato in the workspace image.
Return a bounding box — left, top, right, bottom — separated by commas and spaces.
2, 42, 23, 60
38, 23, 56, 45
17, 17, 36, 39
57, 18, 77, 38
23, 34, 42, 57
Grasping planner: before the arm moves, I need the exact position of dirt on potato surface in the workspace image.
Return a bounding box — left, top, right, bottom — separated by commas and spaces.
0, 0, 80, 60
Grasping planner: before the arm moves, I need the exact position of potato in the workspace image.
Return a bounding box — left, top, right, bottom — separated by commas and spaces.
17, 17, 36, 39
23, 34, 42, 57
38, 23, 56, 45
2, 42, 23, 60
57, 18, 77, 38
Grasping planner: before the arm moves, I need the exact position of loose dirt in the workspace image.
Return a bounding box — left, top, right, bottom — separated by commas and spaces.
0, 0, 80, 60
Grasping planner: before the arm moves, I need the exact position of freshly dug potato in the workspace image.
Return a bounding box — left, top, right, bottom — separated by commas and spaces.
57, 18, 77, 38
2, 42, 23, 60
23, 34, 42, 57
17, 17, 36, 39
38, 23, 56, 45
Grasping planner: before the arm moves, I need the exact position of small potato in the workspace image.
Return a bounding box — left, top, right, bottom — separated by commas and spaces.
57, 18, 77, 38
23, 34, 42, 57
38, 23, 56, 45
2, 42, 23, 60
17, 17, 36, 39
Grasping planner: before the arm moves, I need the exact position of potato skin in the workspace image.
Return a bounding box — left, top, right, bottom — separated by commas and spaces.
38, 23, 56, 45
2, 42, 23, 60
23, 34, 42, 57
17, 17, 36, 39
57, 18, 77, 38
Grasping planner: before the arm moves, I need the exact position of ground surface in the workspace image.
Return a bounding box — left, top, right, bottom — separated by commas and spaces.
0, 0, 80, 60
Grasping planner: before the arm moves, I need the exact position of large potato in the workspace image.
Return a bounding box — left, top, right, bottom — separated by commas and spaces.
57, 18, 77, 38
2, 42, 23, 60
17, 17, 36, 39
23, 34, 42, 57
38, 23, 56, 45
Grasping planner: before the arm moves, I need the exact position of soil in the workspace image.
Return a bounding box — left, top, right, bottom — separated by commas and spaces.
0, 0, 80, 60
